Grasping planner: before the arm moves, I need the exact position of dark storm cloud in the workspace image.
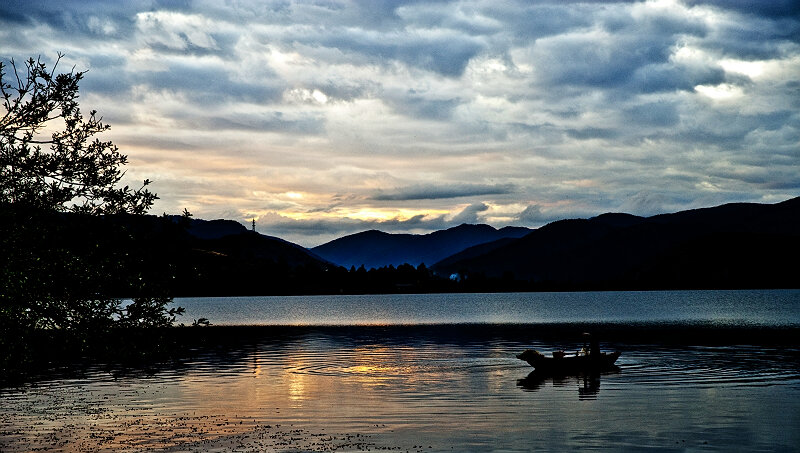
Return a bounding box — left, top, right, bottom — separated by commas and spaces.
516, 204, 545, 224
371, 183, 515, 201
700, 16, 800, 60
529, 11, 711, 95
479, 3, 593, 42
0, 1, 216, 47
450, 202, 489, 224
663, 110, 797, 146
184, 113, 325, 135
261, 200, 515, 246
384, 92, 462, 120
618, 191, 670, 216
565, 127, 620, 140
317, 81, 374, 102
683, 0, 800, 19
623, 101, 680, 127
134, 63, 284, 104
396, 3, 501, 36
629, 62, 726, 93
259, 211, 453, 244
310, 28, 485, 77
0, 1, 31, 25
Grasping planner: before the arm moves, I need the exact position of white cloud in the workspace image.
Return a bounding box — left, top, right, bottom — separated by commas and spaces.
451, 202, 490, 224
1, 0, 798, 246
135, 11, 221, 50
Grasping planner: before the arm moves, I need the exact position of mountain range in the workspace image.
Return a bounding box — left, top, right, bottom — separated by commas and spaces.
432, 197, 800, 289
69, 196, 797, 295
180, 196, 799, 291
310, 224, 531, 269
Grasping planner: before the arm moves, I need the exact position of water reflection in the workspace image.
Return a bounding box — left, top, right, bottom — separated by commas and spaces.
517, 367, 620, 400
174, 290, 800, 326
1, 325, 799, 452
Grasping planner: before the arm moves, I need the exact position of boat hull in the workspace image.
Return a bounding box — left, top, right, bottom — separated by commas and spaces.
517, 349, 621, 373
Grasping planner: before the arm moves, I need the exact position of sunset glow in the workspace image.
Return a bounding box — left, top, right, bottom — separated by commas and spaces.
2, 0, 797, 246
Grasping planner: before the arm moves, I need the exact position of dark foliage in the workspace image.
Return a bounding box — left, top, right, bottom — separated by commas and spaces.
0, 55, 181, 379
0, 54, 156, 214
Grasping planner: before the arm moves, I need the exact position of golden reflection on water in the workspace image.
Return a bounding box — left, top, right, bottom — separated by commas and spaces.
1, 330, 799, 452
251, 354, 262, 377
340, 345, 421, 388
285, 357, 310, 404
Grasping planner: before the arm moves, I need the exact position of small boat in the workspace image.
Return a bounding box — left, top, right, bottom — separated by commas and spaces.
517, 349, 621, 373
516, 334, 621, 373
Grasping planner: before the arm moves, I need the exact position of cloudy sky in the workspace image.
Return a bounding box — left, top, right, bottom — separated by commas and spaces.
2, 0, 798, 246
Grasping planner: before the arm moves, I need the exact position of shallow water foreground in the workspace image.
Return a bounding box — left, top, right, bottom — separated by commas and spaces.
1, 324, 799, 452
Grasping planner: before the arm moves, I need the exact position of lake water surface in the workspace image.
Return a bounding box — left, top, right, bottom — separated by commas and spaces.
1, 290, 799, 451
172, 289, 800, 326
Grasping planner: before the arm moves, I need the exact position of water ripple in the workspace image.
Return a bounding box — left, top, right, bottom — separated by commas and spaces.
612, 345, 800, 388
3, 326, 800, 452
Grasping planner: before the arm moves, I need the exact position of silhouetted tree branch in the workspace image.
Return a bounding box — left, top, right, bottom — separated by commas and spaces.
1, 54, 182, 375
0, 53, 156, 214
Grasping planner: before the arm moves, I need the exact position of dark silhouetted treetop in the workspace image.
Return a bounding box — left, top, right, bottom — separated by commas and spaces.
0, 53, 155, 214
0, 55, 181, 376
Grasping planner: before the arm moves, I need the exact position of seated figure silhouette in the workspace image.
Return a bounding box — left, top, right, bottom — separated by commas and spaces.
516, 333, 621, 373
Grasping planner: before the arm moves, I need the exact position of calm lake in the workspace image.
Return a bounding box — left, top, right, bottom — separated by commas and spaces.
2, 290, 799, 452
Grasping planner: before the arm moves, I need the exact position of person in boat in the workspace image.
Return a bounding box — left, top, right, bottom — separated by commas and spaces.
589, 336, 600, 357
517, 334, 621, 371
576, 333, 600, 357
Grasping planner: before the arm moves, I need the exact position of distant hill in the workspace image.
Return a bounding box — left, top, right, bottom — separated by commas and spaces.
311, 224, 531, 269
433, 197, 800, 289
92, 215, 335, 296
173, 230, 336, 296
186, 218, 248, 239
46, 198, 797, 297
183, 217, 331, 265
